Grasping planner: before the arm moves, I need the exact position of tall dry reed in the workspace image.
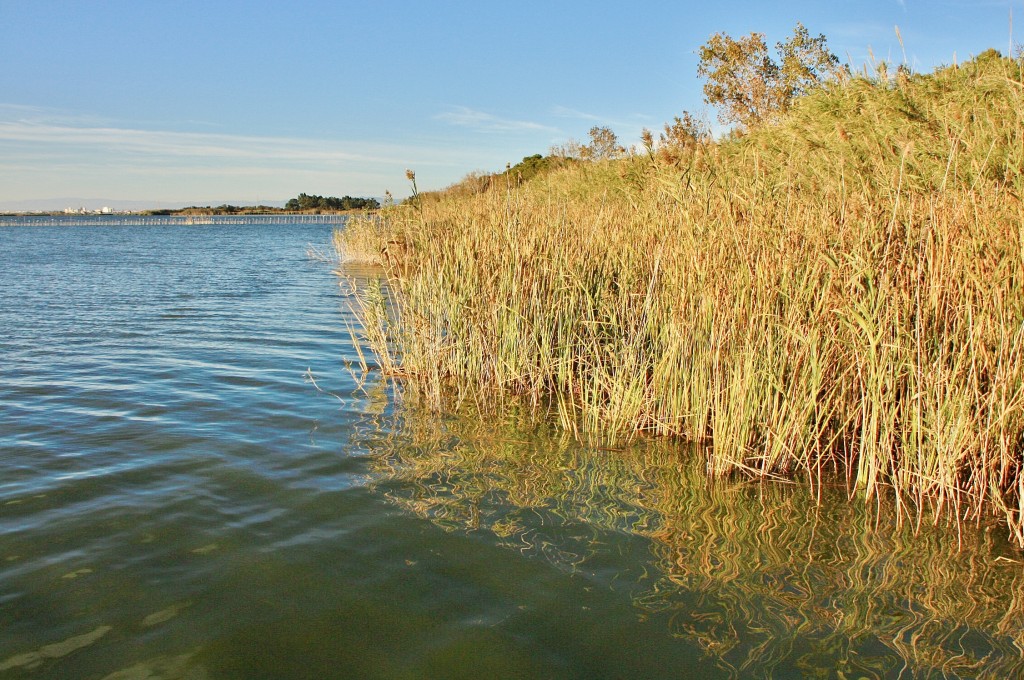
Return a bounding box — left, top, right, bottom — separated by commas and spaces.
335, 51, 1024, 545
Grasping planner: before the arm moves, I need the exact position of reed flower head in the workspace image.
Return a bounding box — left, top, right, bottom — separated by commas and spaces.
640, 128, 654, 153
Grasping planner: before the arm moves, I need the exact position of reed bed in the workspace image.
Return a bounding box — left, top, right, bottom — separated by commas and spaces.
335, 52, 1024, 544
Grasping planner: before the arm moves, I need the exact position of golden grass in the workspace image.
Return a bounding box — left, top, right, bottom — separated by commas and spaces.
336, 51, 1024, 545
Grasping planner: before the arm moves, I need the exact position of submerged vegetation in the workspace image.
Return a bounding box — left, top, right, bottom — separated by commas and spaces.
335, 41, 1024, 546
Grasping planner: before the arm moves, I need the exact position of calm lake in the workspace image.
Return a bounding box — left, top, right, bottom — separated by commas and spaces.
1, 218, 1023, 679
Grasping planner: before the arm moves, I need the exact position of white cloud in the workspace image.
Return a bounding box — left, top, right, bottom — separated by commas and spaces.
550, 105, 604, 122
0, 105, 661, 188
434, 106, 558, 134
0, 120, 444, 167
0, 102, 500, 170
549, 105, 655, 135
0, 104, 550, 203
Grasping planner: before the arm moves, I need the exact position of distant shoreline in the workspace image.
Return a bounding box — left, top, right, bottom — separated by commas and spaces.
145, 206, 377, 217
0, 207, 377, 218
0, 213, 354, 227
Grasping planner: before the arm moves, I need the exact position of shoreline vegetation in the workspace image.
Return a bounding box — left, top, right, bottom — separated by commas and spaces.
149, 192, 381, 216
337, 35, 1024, 546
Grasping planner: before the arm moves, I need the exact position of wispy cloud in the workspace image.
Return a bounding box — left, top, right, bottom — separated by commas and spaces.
0, 103, 51, 116
551, 105, 605, 122
550, 105, 654, 133
0, 102, 511, 171
0, 120, 436, 167
0, 106, 515, 202
434, 106, 558, 134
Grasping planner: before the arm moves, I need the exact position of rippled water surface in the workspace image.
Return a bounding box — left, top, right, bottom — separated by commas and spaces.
2, 219, 1023, 679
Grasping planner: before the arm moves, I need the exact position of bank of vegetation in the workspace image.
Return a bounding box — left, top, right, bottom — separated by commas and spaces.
145, 192, 380, 216
336, 28, 1024, 546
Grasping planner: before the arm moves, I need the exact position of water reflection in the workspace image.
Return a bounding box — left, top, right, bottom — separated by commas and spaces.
353, 397, 1024, 678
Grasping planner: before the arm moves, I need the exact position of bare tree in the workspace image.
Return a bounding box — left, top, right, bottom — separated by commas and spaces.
581, 126, 625, 160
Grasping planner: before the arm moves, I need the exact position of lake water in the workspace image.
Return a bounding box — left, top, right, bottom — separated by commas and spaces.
1, 218, 1023, 679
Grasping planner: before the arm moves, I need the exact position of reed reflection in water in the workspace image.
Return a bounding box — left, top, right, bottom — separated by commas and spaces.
351, 396, 1024, 679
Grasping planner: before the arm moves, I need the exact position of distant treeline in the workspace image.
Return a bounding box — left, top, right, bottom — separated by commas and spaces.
151, 205, 286, 216
145, 193, 380, 216
285, 193, 380, 211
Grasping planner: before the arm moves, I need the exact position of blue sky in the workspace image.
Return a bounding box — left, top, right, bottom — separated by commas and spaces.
0, 1, 1019, 209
